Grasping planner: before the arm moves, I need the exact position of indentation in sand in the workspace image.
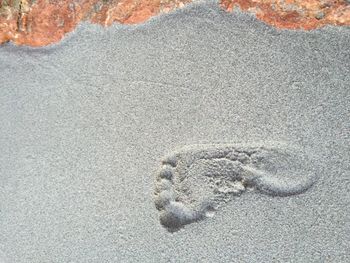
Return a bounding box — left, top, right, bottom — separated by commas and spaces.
154, 142, 316, 231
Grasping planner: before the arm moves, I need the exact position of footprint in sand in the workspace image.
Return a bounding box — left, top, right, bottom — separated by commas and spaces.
154, 141, 317, 231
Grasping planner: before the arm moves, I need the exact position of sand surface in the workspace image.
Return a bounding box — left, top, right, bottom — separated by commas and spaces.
0, 1, 349, 262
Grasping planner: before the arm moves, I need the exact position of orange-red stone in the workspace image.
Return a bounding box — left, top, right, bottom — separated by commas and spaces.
221, 0, 350, 30
0, 0, 349, 47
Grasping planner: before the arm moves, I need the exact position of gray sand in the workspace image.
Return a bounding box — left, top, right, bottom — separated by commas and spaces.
0, 0, 349, 262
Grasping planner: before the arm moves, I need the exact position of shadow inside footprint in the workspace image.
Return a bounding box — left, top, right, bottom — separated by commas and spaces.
154, 142, 317, 232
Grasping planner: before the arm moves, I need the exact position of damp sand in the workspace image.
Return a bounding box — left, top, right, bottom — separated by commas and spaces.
0, 1, 349, 262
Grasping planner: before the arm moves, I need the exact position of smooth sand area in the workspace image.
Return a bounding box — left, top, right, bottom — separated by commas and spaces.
0, 1, 349, 262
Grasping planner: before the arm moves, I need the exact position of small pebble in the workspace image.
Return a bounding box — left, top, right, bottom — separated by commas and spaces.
315, 12, 325, 20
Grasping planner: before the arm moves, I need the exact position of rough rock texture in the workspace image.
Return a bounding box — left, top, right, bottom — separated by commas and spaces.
221, 0, 350, 30
0, 0, 349, 46
0, 0, 190, 46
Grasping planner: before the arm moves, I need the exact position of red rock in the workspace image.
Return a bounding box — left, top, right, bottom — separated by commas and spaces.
0, 0, 349, 47
221, 0, 350, 30
0, 0, 190, 46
